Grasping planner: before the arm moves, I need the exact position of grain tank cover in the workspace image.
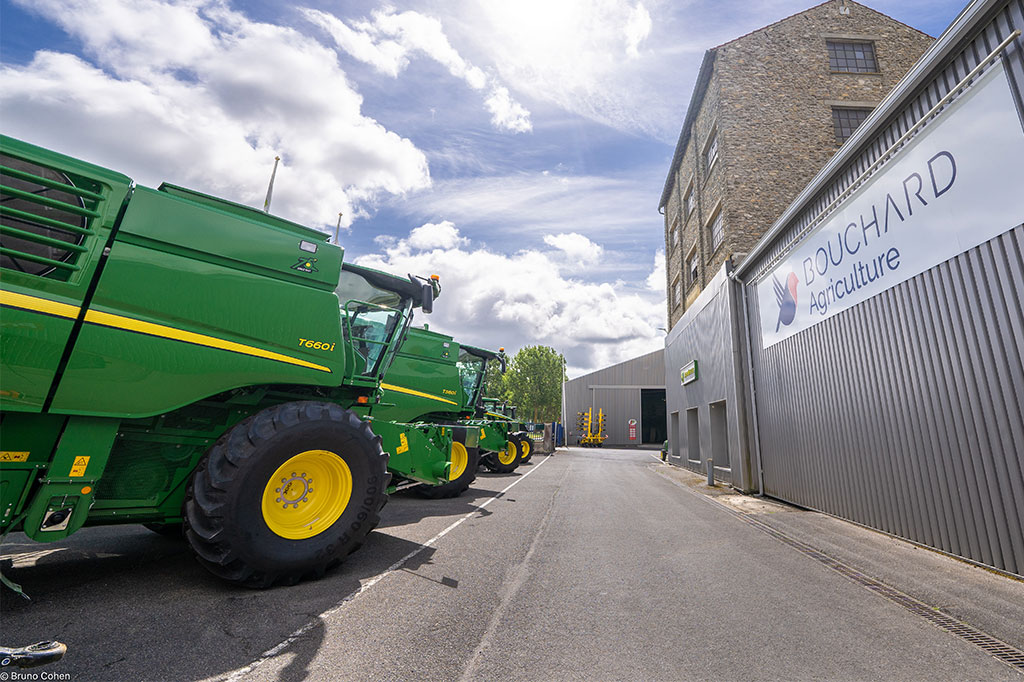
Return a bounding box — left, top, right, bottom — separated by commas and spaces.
111, 182, 342, 290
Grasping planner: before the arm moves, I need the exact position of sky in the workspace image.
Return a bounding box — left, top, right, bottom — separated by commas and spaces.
0, 0, 964, 377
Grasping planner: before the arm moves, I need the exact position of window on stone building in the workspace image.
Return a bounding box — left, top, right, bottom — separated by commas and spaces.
708, 209, 724, 252
670, 217, 680, 247
827, 40, 878, 73
672, 276, 682, 309
832, 106, 873, 143
704, 130, 719, 172
687, 248, 698, 287
683, 180, 694, 217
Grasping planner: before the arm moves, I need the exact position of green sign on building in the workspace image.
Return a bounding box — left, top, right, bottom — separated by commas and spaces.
681, 360, 698, 385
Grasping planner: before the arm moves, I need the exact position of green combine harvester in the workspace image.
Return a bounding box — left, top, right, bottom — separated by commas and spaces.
0, 135, 459, 588
480, 398, 532, 464
376, 326, 530, 496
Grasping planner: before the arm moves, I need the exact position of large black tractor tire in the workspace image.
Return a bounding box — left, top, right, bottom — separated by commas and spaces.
413, 434, 480, 499
512, 433, 533, 464
482, 438, 521, 474
183, 401, 388, 588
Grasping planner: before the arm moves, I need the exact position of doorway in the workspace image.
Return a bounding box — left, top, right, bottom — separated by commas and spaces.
640, 389, 667, 444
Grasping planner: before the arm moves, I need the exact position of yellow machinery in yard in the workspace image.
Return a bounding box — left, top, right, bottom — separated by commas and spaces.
576, 408, 607, 447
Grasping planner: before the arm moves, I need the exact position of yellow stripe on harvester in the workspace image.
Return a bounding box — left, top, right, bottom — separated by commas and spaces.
84, 309, 332, 373
0, 289, 80, 319
1, 288, 332, 373
380, 383, 459, 405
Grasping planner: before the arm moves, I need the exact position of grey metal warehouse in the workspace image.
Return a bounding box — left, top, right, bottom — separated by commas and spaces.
665, 0, 1024, 577
562, 349, 667, 448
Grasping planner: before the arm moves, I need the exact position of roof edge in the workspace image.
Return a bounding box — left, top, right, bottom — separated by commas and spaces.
658, 49, 716, 210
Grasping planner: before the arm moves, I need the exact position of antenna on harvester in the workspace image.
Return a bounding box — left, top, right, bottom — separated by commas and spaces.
263, 155, 281, 213
334, 212, 343, 243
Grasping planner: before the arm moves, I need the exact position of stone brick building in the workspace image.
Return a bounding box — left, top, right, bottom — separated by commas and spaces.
660, 0, 933, 328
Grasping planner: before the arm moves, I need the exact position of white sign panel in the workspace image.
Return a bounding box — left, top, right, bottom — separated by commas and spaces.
758, 62, 1024, 348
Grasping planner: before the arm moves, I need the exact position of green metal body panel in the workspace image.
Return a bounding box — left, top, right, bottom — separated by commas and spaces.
375, 327, 469, 424
22, 417, 120, 541
51, 185, 347, 417
371, 421, 476, 488
473, 420, 513, 451
0, 414, 66, 526
0, 135, 449, 539
0, 136, 132, 413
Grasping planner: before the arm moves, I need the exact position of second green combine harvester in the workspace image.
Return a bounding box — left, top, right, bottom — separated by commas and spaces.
375, 326, 531, 497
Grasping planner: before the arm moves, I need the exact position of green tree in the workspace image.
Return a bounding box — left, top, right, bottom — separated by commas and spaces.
503, 345, 566, 422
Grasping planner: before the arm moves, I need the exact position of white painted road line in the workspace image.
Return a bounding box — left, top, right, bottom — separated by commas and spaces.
219, 454, 554, 682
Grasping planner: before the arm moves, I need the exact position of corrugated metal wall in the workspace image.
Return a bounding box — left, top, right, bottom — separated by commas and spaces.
664, 264, 753, 490
740, 1, 1024, 575
563, 349, 665, 447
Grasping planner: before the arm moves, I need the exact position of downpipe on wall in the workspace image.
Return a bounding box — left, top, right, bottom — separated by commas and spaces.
729, 269, 765, 497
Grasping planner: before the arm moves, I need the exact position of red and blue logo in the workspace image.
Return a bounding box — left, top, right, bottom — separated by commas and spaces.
773, 272, 798, 332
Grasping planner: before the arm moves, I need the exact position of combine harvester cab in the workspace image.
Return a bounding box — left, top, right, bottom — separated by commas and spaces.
450, 343, 531, 472
0, 135, 452, 588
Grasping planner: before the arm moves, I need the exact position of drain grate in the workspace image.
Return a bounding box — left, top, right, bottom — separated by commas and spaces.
682, 480, 1024, 672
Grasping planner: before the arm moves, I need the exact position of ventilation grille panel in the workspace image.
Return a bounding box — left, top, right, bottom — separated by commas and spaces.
0, 154, 103, 278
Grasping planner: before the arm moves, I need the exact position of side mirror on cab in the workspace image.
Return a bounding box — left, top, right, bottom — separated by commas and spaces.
420, 282, 433, 314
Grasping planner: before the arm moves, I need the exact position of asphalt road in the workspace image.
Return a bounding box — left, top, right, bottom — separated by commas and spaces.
2, 447, 1021, 681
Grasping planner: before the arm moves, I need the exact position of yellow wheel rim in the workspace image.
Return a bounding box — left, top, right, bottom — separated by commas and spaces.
521, 440, 531, 458
498, 441, 518, 465
262, 450, 352, 540
449, 441, 469, 480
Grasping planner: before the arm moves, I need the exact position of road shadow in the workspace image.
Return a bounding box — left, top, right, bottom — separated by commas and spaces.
375, 470, 525, 530
0, 525, 435, 682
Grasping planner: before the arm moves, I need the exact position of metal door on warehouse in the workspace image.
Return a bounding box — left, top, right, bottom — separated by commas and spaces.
640, 389, 667, 444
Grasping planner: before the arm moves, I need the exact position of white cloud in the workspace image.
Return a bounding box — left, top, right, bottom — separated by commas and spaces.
483, 86, 532, 134
445, 0, 676, 138
625, 3, 653, 58
394, 170, 664, 243
407, 220, 469, 251
355, 221, 665, 376
543, 232, 603, 266
1, 0, 430, 232
303, 7, 532, 133
646, 248, 666, 291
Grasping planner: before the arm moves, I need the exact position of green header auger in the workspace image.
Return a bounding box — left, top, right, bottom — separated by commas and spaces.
0, 135, 456, 589
375, 326, 531, 496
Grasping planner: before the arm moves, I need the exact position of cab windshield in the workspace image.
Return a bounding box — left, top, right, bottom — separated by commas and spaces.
336, 268, 410, 378
457, 349, 486, 406
335, 267, 403, 308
